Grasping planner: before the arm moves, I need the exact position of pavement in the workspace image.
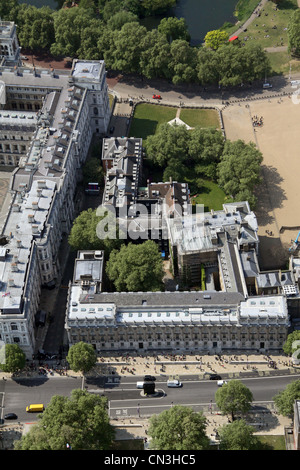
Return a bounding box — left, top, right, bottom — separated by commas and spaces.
1, 351, 298, 446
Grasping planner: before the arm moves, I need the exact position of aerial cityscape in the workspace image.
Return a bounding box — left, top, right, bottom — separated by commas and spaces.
1, 0, 300, 454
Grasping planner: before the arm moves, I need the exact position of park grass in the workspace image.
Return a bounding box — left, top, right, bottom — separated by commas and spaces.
129, 103, 177, 142
220, 0, 261, 36
189, 179, 233, 212
237, 0, 298, 49
234, 0, 261, 22
257, 434, 286, 450
179, 108, 220, 129
267, 50, 300, 75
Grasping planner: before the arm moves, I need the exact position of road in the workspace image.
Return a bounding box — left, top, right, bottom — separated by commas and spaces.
1, 373, 300, 423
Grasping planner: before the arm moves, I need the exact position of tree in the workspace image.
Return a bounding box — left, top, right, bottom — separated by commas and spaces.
141, 0, 176, 16
68, 208, 124, 258
145, 122, 190, 167
288, 9, 300, 56
273, 380, 300, 417
215, 380, 253, 421
283, 330, 300, 356
218, 419, 261, 450
0, 343, 26, 373
106, 10, 139, 30
188, 128, 224, 165
158, 17, 190, 43
148, 405, 210, 450
77, 19, 104, 60
15, 4, 55, 51
163, 158, 188, 183
106, 240, 164, 292
82, 157, 104, 187
50, 7, 94, 57
0, 0, 19, 22
139, 30, 172, 80
108, 22, 148, 74
169, 39, 198, 84
14, 389, 115, 450
197, 47, 219, 85
204, 29, 229, 50
217, 139, 263, 208
66, 342, 97, 374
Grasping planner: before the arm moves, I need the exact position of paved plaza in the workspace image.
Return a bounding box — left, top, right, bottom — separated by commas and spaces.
223, 94, 300, 269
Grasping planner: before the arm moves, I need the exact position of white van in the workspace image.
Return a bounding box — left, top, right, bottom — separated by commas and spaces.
263, 83, 272, 89
136, 382, 144, 389
217, 380, 228, 387
167, 379, 182, 388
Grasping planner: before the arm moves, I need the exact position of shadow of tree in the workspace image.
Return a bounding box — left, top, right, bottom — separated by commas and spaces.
254, 164, 286, 227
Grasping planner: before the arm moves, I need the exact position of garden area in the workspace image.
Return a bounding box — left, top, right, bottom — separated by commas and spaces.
128, 103, 262, 211
179, 108, 220, 129
129, 103, 177, 142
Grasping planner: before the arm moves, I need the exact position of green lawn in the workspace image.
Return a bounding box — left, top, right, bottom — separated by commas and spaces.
189, 180, 233, 212
237, 0, 298, 49
179, 108, 220, 129
257, 434, 286, 450
129, 103, 177, 142
267, 50, 300, 75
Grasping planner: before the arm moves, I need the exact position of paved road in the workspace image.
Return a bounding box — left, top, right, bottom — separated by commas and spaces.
2, 371, 298, 424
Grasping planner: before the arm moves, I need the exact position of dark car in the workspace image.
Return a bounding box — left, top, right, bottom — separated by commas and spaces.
4, 413, 18, 420
209, 374, 222, 380
144, 375, 156, 382
109, 126, 115, 134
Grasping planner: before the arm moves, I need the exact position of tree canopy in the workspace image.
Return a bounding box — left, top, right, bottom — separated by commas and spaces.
14, 389, 115, 450
0, 0, 269, 87
204, 29, 229, 50
148, 405, 210, 450
68, 208, 124, 258
218, 419, 261, 450
106, 240, 164, 292
0, 343, 26, 373
215, 380, 253, 421
66, 341, 97, 374
273, 379, 300, 417
217, 139, 263, 207
283, 330, 300, 356
288, 9, 300, 56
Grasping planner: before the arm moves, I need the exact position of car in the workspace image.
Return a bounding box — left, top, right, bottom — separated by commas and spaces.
144, 375, 156, 382
209, 374, 222, 380
4, 413, 18, 420
21, 55, 28, 60
167, 379, 182, 388
152, 94, 161, 99
109, 126, 115, 134
217, 380, 228, 387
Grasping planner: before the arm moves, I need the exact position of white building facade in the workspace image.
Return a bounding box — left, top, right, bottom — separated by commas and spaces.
0, 53, 111, 358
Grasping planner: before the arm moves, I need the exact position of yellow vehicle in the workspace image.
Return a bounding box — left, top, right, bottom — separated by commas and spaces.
26, 404, 44, 413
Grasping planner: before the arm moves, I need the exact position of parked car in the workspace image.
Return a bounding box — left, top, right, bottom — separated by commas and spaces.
4, 413, 18, 420
152, 94, 161, 99
209, 374, 222, 380
109, 126, 115, 134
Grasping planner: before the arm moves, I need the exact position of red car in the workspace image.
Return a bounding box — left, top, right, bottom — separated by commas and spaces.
152, 94, 161, 99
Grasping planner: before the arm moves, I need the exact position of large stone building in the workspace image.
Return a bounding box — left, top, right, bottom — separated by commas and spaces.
0, 41, 111, 358
65, 201, 298, 355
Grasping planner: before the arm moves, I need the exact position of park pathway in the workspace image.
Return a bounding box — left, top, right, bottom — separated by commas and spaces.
230, 0, 269, 39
